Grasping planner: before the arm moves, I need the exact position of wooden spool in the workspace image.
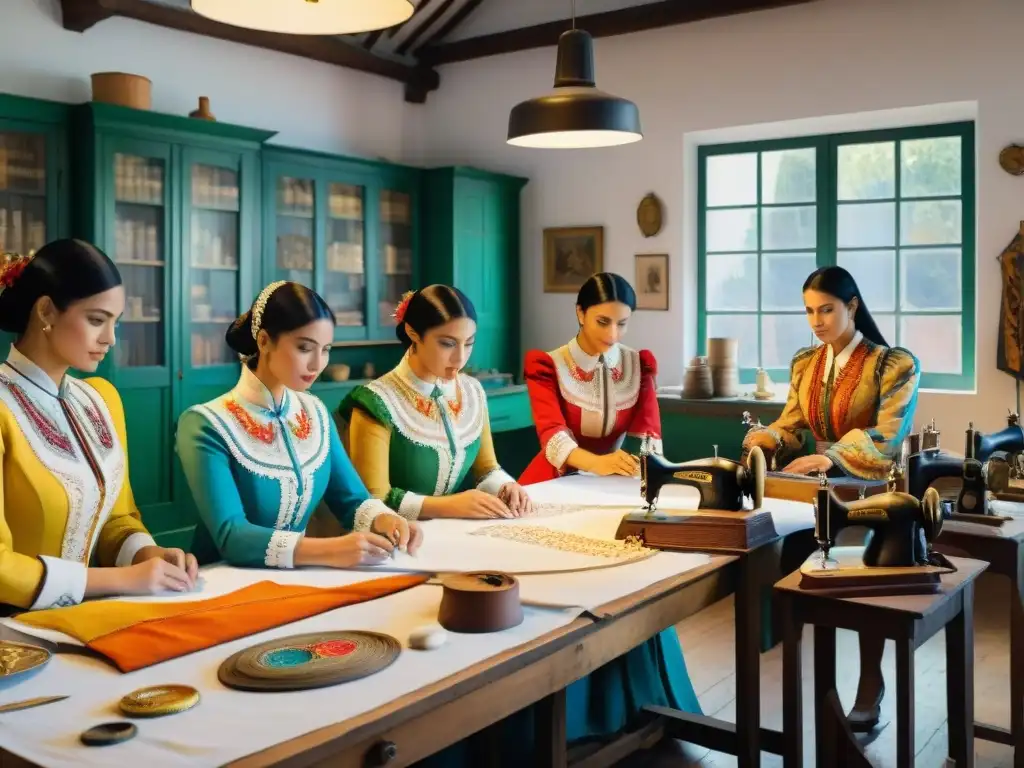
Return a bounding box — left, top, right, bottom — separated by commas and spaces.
437, 572, 524, 633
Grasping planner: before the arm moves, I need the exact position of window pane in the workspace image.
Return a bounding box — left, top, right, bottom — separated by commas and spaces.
873, 313, 897, 347
706, 153, 757, 207
706, 253, 757, 310
836, 250, 895, 312
900, 248, 961, 311
762, 148, 816, 204
900, 315, 962, 374
837, 202, 895, 248
706, 208, 757, 252
838, 142, 895, 200
762, 252, 817, 310
901, 136, 961, 197
900, 200, 961, 246
762, 205, 816, 250
707, 315, 758, 369
762, 314, 813, 369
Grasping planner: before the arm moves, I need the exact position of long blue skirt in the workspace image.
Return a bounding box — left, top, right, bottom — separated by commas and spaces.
413, 628, 701, 766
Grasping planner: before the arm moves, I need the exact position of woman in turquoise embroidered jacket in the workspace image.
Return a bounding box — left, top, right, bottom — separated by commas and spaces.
176, 282, 422, 569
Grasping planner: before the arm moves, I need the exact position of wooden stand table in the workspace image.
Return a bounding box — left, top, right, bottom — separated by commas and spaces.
775, 556, 987, 768
936, 516, 1024, 766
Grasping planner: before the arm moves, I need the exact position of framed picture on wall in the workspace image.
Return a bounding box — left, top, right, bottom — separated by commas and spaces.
635, 253, 669, 310
543, 226, 604, 293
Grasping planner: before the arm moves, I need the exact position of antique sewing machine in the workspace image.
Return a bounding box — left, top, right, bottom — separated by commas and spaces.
907, 412, 1024, 520
740, 410, 888, 503
638, 442, 765, 512
616, 444, 777, 551
801, 467, 951, 593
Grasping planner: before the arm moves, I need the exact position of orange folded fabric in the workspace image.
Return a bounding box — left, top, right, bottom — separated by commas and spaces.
15, 575, 427, 672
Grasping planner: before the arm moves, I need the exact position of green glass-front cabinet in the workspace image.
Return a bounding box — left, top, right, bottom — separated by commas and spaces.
262, 148, 420, 343
0, 94, 70, 352
72, 103, 274, 547
420, 166, 527, 378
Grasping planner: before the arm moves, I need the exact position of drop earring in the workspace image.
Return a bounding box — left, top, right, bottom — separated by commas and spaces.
43, 324, 51, 334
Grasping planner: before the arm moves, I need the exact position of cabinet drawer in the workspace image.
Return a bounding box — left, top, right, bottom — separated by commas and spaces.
486, 388, 534, 433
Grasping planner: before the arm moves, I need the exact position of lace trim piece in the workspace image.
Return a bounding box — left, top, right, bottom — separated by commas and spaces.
354, 498, 392, 532
470, 524, 654, 562
264, 530, 301, 569
544, 430, 579, 468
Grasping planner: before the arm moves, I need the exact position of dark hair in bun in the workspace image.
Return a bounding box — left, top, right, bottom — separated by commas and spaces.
576, 272, 637, 313
226, 282, 335, 369
0, 239, 122, 336
396, 285, 477, 350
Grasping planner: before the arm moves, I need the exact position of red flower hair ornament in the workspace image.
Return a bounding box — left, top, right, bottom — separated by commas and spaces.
392, 290, 416, 325
0, 252, 32, 292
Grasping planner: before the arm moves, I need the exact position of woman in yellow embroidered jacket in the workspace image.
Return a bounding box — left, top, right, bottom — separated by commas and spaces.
0, 240, 198, 611
743, 265, 921, 731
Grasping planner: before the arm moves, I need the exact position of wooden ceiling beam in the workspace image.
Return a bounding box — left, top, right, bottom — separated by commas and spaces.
419, 0, 818, 65
396, 0, 457, 56
426, 0, 486, 47
59, 0, 440, 102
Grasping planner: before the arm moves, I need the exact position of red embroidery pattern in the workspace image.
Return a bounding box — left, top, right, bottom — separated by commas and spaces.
0, 376, 75, 456
226, 399, 275, 444
806, 343, 870, 441
561, 348, 623, 384
225, 399, 314, 444
83, 403, 114, 450
290, 408, 312, 440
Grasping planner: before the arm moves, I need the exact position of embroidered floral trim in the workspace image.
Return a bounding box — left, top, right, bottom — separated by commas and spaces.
82, 402, 114, 450
470, 525, 655, 562
0, 375, 75, 456
224, 398, 313, 445
264, 530, 301, 568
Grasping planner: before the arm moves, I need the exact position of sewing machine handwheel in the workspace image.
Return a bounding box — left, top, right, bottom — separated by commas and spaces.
748, 445, 766, 509
921, 487, 944, 542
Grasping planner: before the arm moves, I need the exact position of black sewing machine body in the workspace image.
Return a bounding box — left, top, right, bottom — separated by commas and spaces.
815, 482, 943, 568
640, 446, 765, 512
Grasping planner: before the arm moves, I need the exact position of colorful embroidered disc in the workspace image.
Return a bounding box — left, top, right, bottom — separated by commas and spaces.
0, 641, 51, 682
217, 631, 400, 692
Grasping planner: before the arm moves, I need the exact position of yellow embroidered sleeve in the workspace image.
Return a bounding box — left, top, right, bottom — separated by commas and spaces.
825, 348, 921, 481
346, 408, 394, 502
742, 348, 815, 466
0, 413, 48, 609
471, 419, 500, 479
87, 378, 156, 568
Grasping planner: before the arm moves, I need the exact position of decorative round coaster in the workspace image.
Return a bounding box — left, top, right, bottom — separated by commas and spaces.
0, 641, 51, 682
80, 722, 137, 747
119, 684, 200, 717
218, 631, 400, 692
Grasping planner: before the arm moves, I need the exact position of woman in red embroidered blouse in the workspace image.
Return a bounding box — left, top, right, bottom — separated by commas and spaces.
520, 273, 661, 485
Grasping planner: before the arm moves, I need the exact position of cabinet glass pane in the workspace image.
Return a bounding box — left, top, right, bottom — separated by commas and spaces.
190, 163, 240, 367
0, 131, 47, 255
276, 176, 314, 285
113, 152, 165, 369
378, 189, 413, 327
327, 182, 365, 328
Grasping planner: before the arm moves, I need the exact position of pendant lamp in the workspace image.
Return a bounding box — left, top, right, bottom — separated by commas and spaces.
507, 5, 641, 149
191, 0, 414, 36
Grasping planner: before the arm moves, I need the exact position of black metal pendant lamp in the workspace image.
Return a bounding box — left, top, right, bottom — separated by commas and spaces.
507, 2, 641, 149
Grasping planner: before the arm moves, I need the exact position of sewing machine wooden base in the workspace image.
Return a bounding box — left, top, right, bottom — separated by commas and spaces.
798, 546, 944, 596
765, 472, 889, 504
614, 508, 777, 552
948, 512, 1010, 527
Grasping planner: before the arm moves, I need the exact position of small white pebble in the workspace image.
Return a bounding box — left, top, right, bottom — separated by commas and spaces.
409, 624, 448, 650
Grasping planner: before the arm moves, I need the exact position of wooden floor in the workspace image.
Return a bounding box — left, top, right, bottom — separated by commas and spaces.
618, 571, 1016, 767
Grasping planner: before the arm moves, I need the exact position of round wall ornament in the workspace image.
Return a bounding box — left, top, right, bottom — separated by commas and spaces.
637, 193, 663, 237
1000, 145, 1024, 176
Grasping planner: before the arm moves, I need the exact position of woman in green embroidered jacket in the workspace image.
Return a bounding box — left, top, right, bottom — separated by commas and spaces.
338, 285, 701, 767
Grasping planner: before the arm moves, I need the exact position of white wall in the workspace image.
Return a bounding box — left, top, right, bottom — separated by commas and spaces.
409, 0, 1024, 440
0, 0, 407, 159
